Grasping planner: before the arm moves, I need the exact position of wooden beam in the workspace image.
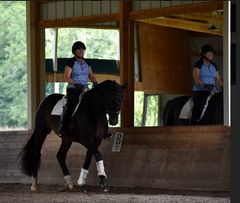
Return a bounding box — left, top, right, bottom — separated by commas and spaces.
137, 17, 223, 36
38, 13, 119, 28
37, 1, 223, 31
119, 0, 134, 128
175, 12, 223, 25
45, 72, 120, 83
129, 1, 223, 20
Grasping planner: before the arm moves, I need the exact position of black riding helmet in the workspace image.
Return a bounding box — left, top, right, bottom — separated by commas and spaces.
72, 41, 86, 55
200, 44, 215, 56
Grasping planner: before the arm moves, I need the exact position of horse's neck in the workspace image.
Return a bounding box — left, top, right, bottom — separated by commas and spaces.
85, 90, 107, 112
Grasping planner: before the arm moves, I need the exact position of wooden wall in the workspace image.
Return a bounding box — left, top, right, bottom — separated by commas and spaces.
0, 126, 230, 191
138, 23, 192, 94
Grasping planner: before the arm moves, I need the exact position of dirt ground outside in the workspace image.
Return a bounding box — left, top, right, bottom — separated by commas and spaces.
0, 184, 230, 203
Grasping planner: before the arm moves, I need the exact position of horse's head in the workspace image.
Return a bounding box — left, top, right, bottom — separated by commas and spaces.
104, 81, 126, 126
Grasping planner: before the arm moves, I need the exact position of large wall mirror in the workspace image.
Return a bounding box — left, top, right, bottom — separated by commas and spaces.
133, 10, 224, 127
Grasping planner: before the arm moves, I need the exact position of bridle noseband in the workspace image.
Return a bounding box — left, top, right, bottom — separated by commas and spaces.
106, 91, 123, 116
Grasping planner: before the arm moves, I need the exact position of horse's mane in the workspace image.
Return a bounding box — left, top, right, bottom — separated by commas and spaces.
85, 80, 117, 97
94, 80, 117, 90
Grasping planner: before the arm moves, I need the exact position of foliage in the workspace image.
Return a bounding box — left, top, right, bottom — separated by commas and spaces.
134, 92, 159, 127
46, 28, 119, 59
134, 91, 144, 126
0, 2, 27, 128
145, 95, 159, 126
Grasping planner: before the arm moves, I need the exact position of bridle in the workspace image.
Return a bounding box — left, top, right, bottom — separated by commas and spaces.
106, 92, 123, 116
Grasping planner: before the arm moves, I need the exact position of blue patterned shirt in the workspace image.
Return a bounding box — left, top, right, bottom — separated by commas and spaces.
66, 57, 90, 89
193, 59, 218, 91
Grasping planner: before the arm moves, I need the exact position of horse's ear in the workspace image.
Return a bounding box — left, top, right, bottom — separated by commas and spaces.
121, 83, 127, 90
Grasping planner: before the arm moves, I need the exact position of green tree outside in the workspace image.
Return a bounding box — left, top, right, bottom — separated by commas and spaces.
0, 2, 27, 128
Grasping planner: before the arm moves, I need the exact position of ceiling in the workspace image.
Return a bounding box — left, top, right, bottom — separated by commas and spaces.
137, 10, 223, 36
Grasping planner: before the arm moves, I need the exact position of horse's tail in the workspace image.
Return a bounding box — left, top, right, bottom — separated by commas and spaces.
18, 100, 53, 177
18, 130, 42, 177
18, 93, 62, 177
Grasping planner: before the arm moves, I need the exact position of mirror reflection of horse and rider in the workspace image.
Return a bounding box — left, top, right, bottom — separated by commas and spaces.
163, 44, 224, 126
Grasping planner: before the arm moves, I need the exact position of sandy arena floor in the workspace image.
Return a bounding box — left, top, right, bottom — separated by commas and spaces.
0, 184, 230, 203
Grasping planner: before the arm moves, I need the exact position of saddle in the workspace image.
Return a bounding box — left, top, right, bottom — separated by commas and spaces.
51, 91, 85, 116
179, 92, 215, 121
51, 96, 67, 116
179, 98, 193, 119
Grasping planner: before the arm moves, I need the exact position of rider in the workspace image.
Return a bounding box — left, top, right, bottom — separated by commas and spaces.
191, 44, 223, 124
59, 41, 98, 136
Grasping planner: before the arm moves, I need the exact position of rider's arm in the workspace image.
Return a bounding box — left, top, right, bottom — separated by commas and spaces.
64, 66, 76, 85
88, 66, 98, 84
193, 67, 204, 87
215, 71, 223, 88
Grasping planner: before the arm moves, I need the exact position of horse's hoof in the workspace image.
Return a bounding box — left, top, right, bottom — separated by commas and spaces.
61, 185, 74, 192
102, 187, 109, 192
79, 185, 87, 192
67, 184, 74, 191
30, 185, 38, 192
98, 176, 109, 192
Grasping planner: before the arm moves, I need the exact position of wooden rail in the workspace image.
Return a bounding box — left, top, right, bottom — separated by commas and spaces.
0, 125, 230, 191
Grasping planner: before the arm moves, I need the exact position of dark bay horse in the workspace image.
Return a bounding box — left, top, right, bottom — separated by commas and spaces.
19, 80, 126, 192
163, 92, 223, 126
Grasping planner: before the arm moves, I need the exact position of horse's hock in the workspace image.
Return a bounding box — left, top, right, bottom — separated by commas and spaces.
0, 126, 230, 191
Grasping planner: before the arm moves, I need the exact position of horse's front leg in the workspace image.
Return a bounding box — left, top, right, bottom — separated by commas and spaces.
94, 150, 109, 192
56, 139, 73, 191
77, 150, 92, 192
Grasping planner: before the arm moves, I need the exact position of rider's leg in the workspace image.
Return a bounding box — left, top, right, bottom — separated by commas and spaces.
59, 88, 81, 136
191, 91, 209, 124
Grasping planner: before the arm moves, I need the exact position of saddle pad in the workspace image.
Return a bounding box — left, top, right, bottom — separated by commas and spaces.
51, 96, 67, 116
179, 97, 193, 119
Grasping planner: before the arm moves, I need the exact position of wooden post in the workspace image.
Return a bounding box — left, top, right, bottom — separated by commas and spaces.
27, 0, 44, 129
119, 0, 134, 127
141, 93, 148, 126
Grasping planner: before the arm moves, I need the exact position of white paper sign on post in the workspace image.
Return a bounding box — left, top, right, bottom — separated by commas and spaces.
112, 132, 124, 152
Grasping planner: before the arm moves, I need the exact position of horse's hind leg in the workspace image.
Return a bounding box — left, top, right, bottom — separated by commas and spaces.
56, 139, 73, 191
77, 150, 92, 192
31, 177, 38, 191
